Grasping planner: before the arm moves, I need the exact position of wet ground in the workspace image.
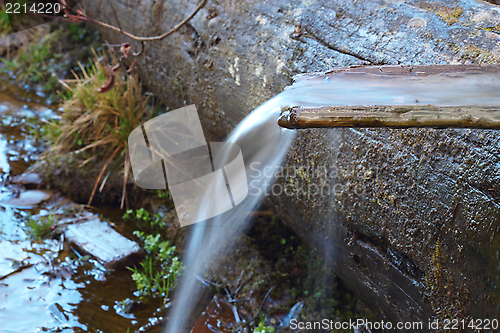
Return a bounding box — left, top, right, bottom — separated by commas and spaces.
0, 81, 166, 333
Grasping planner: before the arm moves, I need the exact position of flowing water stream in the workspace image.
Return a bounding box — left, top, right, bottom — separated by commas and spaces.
165, 72, 364, 332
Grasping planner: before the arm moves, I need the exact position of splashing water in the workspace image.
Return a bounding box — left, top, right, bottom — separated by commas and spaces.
166, 67, 500, 332
164, 71, 386, 332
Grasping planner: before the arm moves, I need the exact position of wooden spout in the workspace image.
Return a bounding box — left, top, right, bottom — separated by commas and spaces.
279, 64, 500, 130
278, 105, 500, 129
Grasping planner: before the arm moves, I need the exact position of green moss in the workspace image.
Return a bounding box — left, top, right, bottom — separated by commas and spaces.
451, 44, 500, 64
435, 6, 464, 25
421, 3, 464, 26
247, 213, 378, 331
425, 238, 469, 324
25, 213, 56, 239
0, 6, 11, 34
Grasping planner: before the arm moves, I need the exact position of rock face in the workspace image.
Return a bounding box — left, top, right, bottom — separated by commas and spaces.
82, 0, 500, 327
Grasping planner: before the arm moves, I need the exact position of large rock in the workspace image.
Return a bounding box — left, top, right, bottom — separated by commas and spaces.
82, 0, 500, 328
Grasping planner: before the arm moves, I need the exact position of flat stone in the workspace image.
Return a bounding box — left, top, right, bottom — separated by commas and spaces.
64, 219, 142, 269
0, 189, 51, 208
13, 172, 43, 186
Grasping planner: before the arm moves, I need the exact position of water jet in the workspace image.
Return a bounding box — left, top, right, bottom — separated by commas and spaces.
169, 64, 500, 332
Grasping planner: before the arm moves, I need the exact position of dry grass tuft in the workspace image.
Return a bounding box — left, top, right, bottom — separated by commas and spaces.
47, 49, 154, 208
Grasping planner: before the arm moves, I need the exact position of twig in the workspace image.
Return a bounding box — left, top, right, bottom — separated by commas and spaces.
0, 263, 34, 281
257, 286, 274, 314
451, 202, 461, 223
348, 231, 361, 246
132, 42, 144, 57
195, 274, 224, 288
54, 214, 94, 226
75, 0, 207, 42
109, 2, 122, 33
121, 148, 130, 209
88, 145, 121, 205
224, 287, 251, 303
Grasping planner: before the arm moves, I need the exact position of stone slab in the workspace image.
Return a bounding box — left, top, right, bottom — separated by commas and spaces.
64, 219, 142, 269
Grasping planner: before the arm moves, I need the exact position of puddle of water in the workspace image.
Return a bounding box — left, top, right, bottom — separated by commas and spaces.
0, 240, 85, 332
0, 82, 83, 331
0, 82, 166, 332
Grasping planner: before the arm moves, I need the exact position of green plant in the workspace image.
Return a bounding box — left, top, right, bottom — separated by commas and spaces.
157, 189, 169, 200
0, 26, 78, 104
1, 27, 55, 78
124, 208, 179, 299
0, 6, 11, 34
254, 314, 275, 333
25, 213, 56, 239
123, 208, 164, 229
128, 231, 182, 299
124, 208, 151, 223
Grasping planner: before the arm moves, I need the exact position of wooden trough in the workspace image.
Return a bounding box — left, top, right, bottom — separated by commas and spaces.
278, 64, 500, 130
